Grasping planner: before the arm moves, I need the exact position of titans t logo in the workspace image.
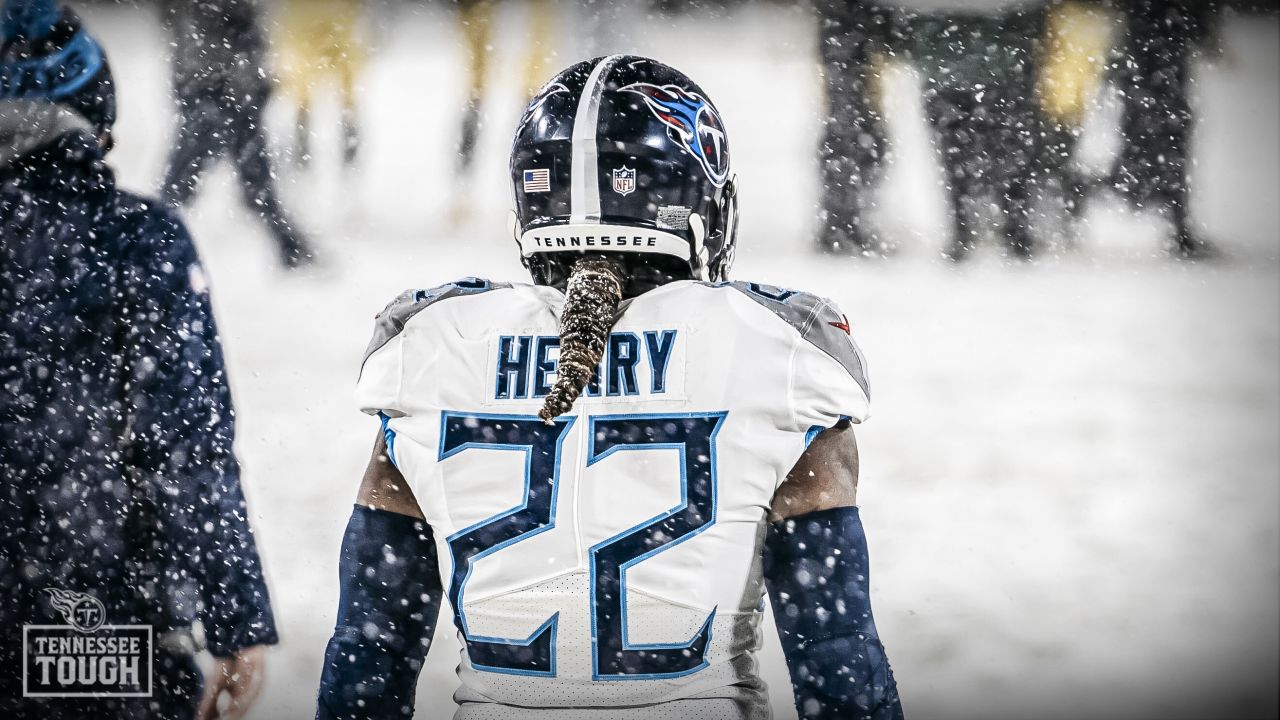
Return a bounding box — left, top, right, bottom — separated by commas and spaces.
622, 82, 730, 187
44, 587, 106, 633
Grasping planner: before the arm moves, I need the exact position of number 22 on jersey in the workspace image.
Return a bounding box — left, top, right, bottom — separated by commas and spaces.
438, 411, 726, 681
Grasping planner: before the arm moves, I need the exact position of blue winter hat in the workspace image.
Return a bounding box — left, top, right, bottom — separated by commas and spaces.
1, 0, 116, 138
1, 0, 59, 39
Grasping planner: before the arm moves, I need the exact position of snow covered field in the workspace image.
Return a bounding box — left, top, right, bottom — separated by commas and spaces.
78, 2, 1279, 718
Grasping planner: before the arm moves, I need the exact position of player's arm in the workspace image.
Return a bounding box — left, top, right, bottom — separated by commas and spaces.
316, 433, 442, 720
768, 419, 860, 522
354, 432, 424, 518
764, 421, 904, 720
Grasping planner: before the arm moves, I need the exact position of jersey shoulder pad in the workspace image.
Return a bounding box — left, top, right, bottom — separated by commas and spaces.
723, 281, 869, 397
362, 277, 511, 364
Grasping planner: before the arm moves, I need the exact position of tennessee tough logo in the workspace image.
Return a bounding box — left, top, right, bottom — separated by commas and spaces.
622, 82, 730, 187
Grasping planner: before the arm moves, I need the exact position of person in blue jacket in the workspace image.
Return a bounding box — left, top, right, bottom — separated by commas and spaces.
0, 2, 277, 718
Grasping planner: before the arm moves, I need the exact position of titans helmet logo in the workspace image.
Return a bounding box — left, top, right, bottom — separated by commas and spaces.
517, 82, 570, 133
622, 82, 730, 187
45, 588, 106, 633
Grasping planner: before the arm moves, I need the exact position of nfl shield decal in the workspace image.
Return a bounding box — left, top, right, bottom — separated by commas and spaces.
612, 166, 636, 196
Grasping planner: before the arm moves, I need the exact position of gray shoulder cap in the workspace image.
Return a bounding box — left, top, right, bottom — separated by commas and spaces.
724, 281, 870, 398
362, 278, 510, 365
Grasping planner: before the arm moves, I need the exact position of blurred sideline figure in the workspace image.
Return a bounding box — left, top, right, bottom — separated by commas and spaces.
317, 56, 903, 720
0, 1, 277, 718
449, 0, 554, 228
898, 2, 1045, 260
453, 0, 493, 209
814, 0, 893, 256
1108, 0, 1218, 258
276, 0, 367, 169
838, 0, 1227, 262
160, 0, 316, 268
1033, 0, 1112, 240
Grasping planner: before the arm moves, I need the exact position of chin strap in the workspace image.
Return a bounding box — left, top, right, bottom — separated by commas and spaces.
690, 173, 739, 282
689, 212, 710, 281
718, 174, 739, 280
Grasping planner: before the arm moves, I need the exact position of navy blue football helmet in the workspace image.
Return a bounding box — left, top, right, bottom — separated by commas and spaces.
510, 55, 739, 290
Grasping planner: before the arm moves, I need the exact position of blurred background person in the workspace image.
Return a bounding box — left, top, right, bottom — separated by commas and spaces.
159, 0, 315, 269
449, 0, 555, 228
275, 0, 367, 170
814, 0, 894, 256
895, 0, 1046, 261
1107, 0, 1219, 258
449, 0, 494, 230
0, 1, 277, 718
1032, 0, 1112, 244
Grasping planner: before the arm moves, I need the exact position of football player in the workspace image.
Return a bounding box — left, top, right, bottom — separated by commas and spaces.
316, 56, 904, 720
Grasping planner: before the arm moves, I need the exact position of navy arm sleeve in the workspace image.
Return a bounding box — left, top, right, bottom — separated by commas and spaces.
763, 506, 903, 720
317, 505, 443, 720
119, 208, 277, 656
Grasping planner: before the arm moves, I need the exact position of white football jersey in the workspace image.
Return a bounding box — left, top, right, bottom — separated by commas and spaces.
355, 278, 870, 720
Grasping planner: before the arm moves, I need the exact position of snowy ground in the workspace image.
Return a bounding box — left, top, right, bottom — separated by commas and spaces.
77, 2, 1280, 719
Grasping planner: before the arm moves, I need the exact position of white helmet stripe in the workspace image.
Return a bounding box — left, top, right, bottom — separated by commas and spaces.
570, 55, 623, 225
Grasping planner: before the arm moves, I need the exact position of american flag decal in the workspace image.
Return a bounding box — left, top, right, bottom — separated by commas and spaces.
523, 168, 551, 193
